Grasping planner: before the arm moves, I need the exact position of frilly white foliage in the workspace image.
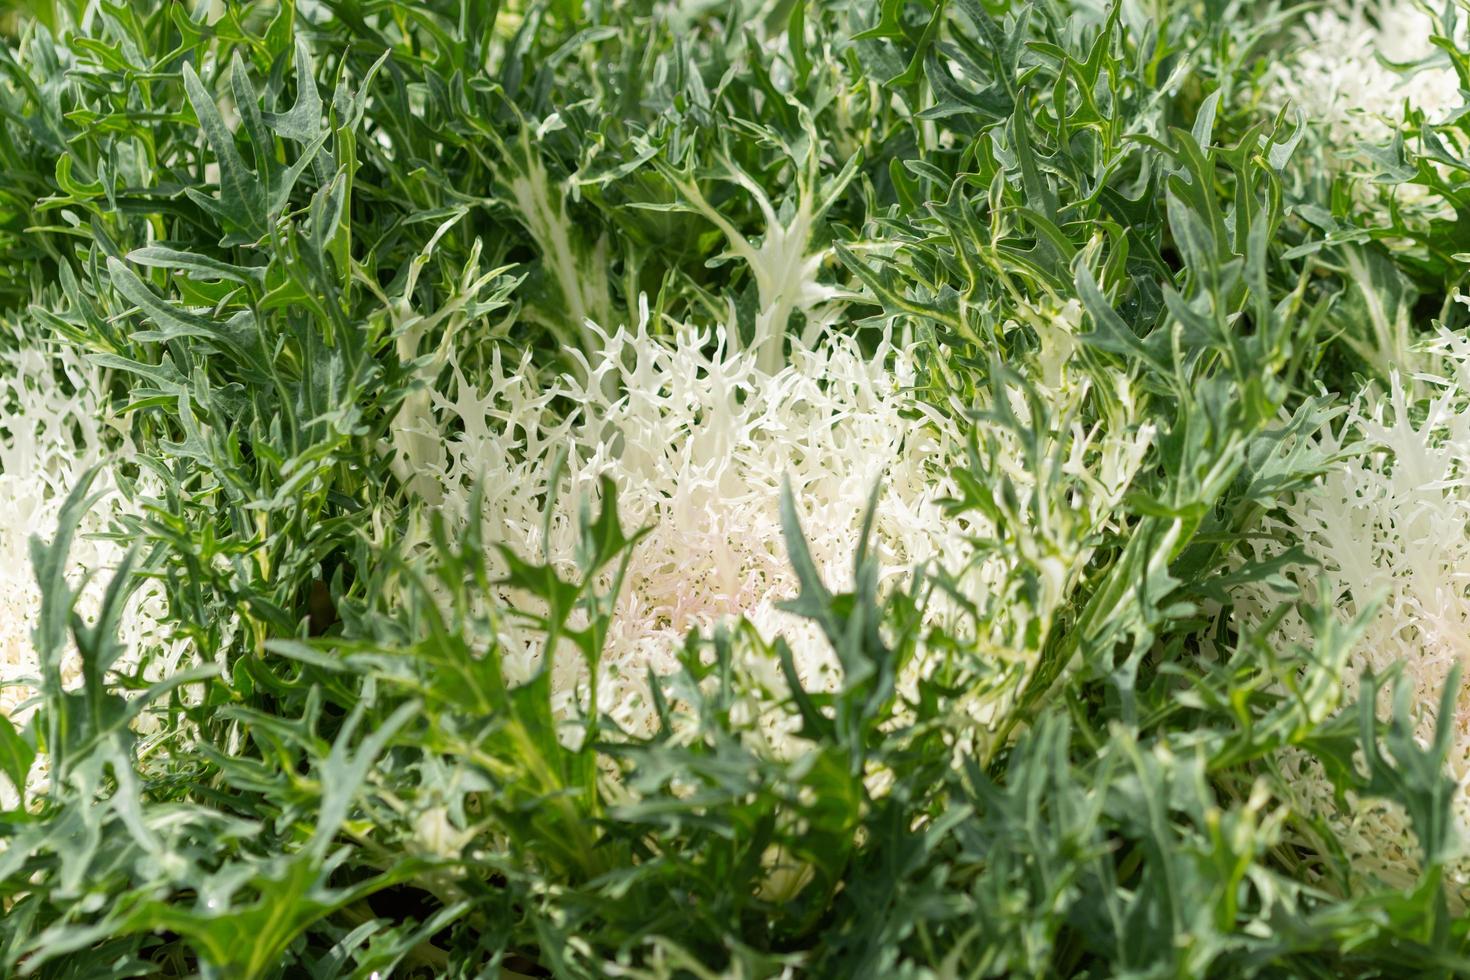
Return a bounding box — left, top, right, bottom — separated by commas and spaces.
1263, 1, 1465, 226
383, 225, 512, 507
396, 300, 1154, 758
0, 331, 184, 806
405, 321, 974, 749
1235, 330, 1470, 896
1263, 3, 1462, 151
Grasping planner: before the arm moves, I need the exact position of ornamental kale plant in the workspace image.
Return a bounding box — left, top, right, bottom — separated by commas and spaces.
5, 0, 1470, 977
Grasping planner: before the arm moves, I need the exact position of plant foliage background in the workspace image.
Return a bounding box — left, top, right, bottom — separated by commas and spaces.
4, 0, 1470, 976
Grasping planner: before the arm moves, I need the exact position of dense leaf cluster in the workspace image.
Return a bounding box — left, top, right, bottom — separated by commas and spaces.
2, 1, 1469, 977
